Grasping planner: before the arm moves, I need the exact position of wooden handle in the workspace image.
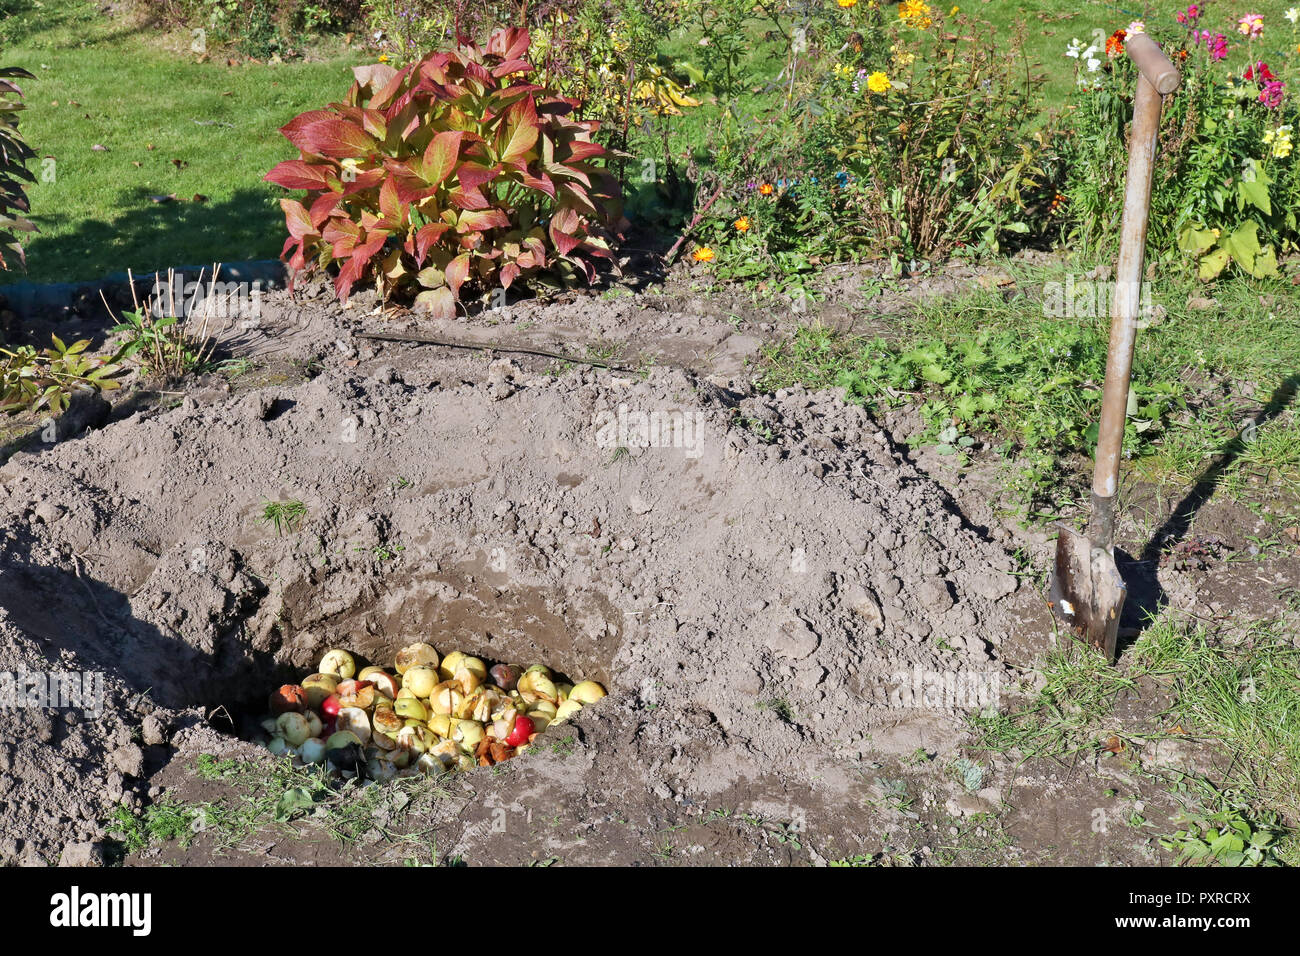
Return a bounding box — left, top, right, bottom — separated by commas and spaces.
1125, 33, 1181, 95
1088, 70, 1167, 549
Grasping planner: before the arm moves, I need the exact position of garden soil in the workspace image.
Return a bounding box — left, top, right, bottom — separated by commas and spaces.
0, 263, 1287, 866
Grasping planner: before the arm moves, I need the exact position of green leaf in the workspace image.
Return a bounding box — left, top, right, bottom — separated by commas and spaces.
1222, 220, 1261, 273
1178, 225, 1217, 255
274, 787, 316, 822
1197, 247, 1231, 281
1237, 178, 1271, 216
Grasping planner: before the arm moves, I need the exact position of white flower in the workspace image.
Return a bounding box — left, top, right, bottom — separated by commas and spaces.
1128, 20, 1146, 34
1286, 8, 1299, 24
1086, 56, 1101, 72
1066, 37, 1084, 58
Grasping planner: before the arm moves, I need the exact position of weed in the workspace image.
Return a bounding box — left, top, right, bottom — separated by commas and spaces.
1159, 798, 1285, 867
259, 499, 307, 535
756, 697, 795, 724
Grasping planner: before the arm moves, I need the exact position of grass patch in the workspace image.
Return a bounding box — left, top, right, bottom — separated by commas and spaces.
0, 0, 366, 285
970, 614, 1300, 864
105, 753, 455, 859
758, 268, 1300, 516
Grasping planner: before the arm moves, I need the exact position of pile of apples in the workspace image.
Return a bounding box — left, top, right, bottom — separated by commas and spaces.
259, 643, 607, 781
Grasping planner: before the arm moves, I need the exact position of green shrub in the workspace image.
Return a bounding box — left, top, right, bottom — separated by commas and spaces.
1059, 10, 1300, 278
0, 62, 35, 272
265, 26, 622, 318
153, 0, 363, 58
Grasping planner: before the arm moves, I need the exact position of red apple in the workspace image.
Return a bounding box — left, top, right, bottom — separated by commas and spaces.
505, 716, 535, 748
320, 693, 342, 718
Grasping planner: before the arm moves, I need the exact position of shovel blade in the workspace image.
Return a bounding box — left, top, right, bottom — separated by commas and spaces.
1049, 526, 1126, 661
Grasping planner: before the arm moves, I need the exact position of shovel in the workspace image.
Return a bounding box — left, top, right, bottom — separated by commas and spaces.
1049, 34, 1180, 661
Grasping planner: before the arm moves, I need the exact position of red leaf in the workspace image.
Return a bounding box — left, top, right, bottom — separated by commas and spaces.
413, 222, 451, 265
378, 177, 404, 224
559, 181, 599, 218
456, 161, 499, 192
280, 109, 339, 151
550, 205, 581, 234
458, 208, 510, 232
463, 60, 493, 88
547, 161, 591, 189
498, 100, 539, 166
487, 27, 530, 62
500, 262, 520, 288
516, 170, 555, 199
309, 191, 342, 227
491, 58, 532, 78
447, 186, 488, 210
341, 168, 386, 195
445, 253, 471, 297
297, 118, 377, 159
280, 198, 317, 240
384, 158, 436, 204
561, 140, 606, 163
360, 108, 388, 140
323, 218, 360, 247
351, 62, 400, 103
423, 130, 464, 186
550, 226, 582, 257
335, 255, 367, 302
265, 159, 338, 192
280, 234, 306, 272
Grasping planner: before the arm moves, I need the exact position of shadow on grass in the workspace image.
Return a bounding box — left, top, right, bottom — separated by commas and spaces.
1117, 373, 1300, 648
13, 185, 285, 289
1139, 373, 1300, 563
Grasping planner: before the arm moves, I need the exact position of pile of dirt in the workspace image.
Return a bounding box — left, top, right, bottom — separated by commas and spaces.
0, 277, 1056, 865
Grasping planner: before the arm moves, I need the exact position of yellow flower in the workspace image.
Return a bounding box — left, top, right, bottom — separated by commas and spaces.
833, 62, 853, 79
692, 247, 716, 262
949, 5, 960, 13
867, 70, 891, 93
1264, 125, 1293, 159
837, 0, 858, 7
890, 43, 915, 67
734, 217, 752, 232
899, 0, 933, 29
377, 53, 390, 63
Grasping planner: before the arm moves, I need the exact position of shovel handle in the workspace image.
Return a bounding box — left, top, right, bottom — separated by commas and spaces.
1087, 36, 1180, 548
1125, 32, 1182, 95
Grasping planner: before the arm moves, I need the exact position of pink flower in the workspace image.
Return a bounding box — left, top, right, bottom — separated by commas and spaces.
1199, 30, 1228, 60
1237, 14, 1264, 38
1259, 79, 1285, 109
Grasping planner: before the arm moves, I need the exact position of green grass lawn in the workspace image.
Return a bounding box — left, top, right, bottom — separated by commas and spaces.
0, 0, 367, 285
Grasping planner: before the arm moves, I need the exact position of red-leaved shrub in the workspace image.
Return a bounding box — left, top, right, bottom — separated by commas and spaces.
265, 27, 621, 317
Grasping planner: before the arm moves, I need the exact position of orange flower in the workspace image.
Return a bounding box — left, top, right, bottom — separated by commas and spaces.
692, 246, 716, 262
1105, 29, 1126, 58
759, 182, 774, 196
733, 216, 751, 232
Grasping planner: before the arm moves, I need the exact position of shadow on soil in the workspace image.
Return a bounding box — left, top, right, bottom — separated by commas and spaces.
1119, 372, 1300, 646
